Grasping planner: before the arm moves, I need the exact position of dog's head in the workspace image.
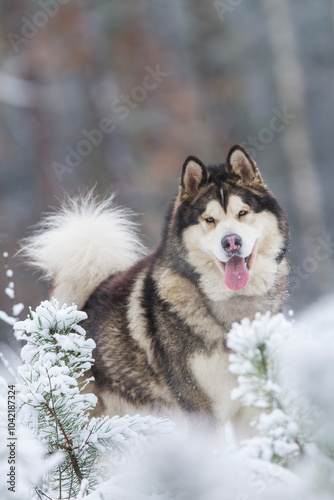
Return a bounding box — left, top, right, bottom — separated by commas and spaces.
169, 145, 289, 298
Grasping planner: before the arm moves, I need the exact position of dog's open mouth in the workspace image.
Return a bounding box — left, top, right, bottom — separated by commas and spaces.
217, 250, 256, 291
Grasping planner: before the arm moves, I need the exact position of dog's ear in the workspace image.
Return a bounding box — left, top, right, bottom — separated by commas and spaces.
226, 145, 264, 185
181, 156, 209, 199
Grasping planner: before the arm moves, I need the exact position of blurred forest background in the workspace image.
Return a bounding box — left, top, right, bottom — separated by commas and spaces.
0, 0, 333, 344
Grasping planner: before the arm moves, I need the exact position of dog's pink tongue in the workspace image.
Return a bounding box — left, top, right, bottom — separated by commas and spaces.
224, 256, 249, 290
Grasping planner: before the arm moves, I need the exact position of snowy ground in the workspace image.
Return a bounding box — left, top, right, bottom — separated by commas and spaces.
0, 294, 333, 500
85, 295, 334, 500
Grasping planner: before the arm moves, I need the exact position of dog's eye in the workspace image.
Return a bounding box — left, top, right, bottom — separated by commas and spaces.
238, 210, 248, 217
205, 217, 215, 224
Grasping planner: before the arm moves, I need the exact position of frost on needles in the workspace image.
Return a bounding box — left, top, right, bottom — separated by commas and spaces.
227, 312, 302, 466
14, 299, 174, 498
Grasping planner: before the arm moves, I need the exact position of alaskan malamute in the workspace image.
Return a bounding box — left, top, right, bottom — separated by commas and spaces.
23, 145, 289, 432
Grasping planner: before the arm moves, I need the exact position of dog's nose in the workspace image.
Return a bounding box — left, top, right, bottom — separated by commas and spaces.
221, 234, 242, 252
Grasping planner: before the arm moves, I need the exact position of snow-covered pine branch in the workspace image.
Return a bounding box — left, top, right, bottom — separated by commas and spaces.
14, 298, 174, 498
227, 312, 302, 465
0, 374, 62, 500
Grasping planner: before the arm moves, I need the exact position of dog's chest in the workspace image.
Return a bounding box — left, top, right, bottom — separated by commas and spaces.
210, 295, 273, 331
189, 348, 239, 423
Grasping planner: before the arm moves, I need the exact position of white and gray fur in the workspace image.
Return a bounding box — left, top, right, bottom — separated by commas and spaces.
21, 145, 290, 435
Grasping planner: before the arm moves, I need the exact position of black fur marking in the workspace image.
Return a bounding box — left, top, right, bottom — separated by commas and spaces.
83, 254, 172, 408
181, 156, 209, 199
140, 263, 215, 419
174, 185, 218, 233
226, 144, 257, 174
77, 147, 290, 427
175, 160, 290, 272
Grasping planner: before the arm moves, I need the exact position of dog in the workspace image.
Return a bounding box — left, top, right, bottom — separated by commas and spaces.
23, 145, 289, 433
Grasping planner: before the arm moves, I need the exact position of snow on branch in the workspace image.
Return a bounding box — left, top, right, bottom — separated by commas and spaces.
227, 312, 302, 465
14, 298, 174, 498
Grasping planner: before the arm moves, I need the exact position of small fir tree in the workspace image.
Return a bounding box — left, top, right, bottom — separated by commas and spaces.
227, 312, 303, 465
14, 298, 174, 498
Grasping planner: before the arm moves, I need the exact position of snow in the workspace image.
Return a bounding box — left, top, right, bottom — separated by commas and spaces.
297, 294, 334, 335
84, 296, 334, 500
77, 479, 90, 499
0, 375, 63, 500
1, 291, 334, 499
5, 284, 15, 300
227, 312, 294, 408
281, 298, 334, 453
0, 310, 17, 326
227, 312, 302, 465
84, 433, 303, 500
10, 298, 175, 498
0, 352, 18, 381
12, 302, 24, 317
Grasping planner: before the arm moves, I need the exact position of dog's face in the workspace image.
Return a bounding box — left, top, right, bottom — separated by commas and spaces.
171, 145, 289, 298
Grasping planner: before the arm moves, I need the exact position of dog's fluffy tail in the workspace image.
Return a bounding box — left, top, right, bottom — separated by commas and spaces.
20, 192, 146, 308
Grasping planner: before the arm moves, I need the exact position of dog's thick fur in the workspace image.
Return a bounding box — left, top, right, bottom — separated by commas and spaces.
23, 145, 289, 431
